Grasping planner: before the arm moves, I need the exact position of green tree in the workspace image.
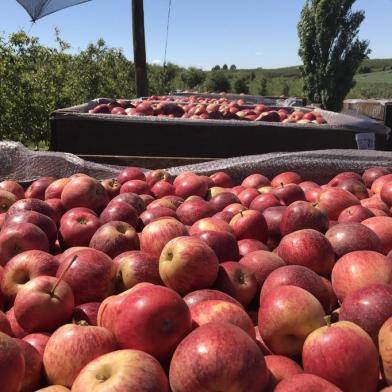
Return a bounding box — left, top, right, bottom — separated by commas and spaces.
211, 65, 221, 71
222, 64, 228, 70
281, 82, 290, 96
234, 77, 249, 94
180, 67, 206, 89
205, 71, 230, 92
230, 64, 237, 71
258, 77, 268, 96
298, 0, 370, 111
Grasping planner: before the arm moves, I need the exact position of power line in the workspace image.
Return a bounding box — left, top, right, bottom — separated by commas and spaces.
163, 0, 172, 66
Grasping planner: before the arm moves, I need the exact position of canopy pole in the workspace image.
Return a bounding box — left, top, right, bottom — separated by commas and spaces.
132, 0, 148, 97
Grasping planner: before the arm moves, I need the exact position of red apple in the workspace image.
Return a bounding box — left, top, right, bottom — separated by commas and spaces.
57, 248, 116, 305
61, 176, 108, 212
13, 276, 74, 333
331, 250, 392, 301
213, 210, 235, 223
0, 223, 49, 266
25, 177, 54, 200
174, 174, 208, 199
379, 316, 392, 386
262, 206, 287, 240
120, 179, 150, 195
139, 206, 177, 227
44, 178, 70, 200
100, 178, 121, 199
230, 210, 268, 242
361, 197, 390, 213
274, 373, 343, 392
100, 201, 139, 228
0, 332, 25, 392
261, 265, 331, 313
277, 229, 335, 277
0, 310, 12, 335
273, 184, 306, 206
89, 221, 139, 259
43, 323, 117, 387
299, 181, 320, 193
271, 172, 302, 187
325, 222, 381, 257
258, 285, 326, 357
183, 289, 242, 309
6, 307, 28, 338
189, 216, 235, 236
7, 198, 57, 221
362, 216, 392, 254
110, 192, 145, 214
264, 355, 303, 391
71, 349, 169, 392
328, 172, 362, 187
242, 173, 270, 189
280, 200, 328, 235
146, 169, 173, 187
99, 284, 191, 361
223, 202, 247, 215
238, 238, 269, 256
22, 333, 50, 357
117, 167, 146, 184
337, 204, 375, 223
372, 174, 392, 194
302, 321, 379, 392
316, 188, 360, 220
114, 250, 162, 291
238, 188, 260, 208
214, 261, 257, 307
45, 198, 64, 224
151, 180, 175, 198
339, 283, 392, 342
0, 190, 17, 213
210, 171, 234, 188
336, 179, 368, 200
363, 166, 390, 188
2, 250, 59, 303
209, 192, 240, 212
72, 302, 100, 326
140, 217, 188, 259
169, 322, 269, 392
159, 236, 219, 295
0, 180, 25, 200
176, 199, 215, 225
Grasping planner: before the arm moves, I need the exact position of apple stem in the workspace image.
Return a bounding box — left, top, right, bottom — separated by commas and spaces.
50, 255, 77, 296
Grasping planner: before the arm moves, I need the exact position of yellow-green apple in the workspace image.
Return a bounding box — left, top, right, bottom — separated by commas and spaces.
302, 321, 379, 392
0, 332, 25, 392
337, 205, 375, 223
363, 167, 390, 188
238, 239, 269, 256
0, 180, 25, 200
159, 236, 219, 295
72, 302, 100, 326
0, 223, 49, 266
206, 186, 227, 200
210, 171, 234, 188
25, 177, 54, 200
71, 349, 169, 392
23, 333, 50, 357
264, 355, 303, 391
190, 299, 255, 338
0, 190, 17, 213
140, 217, 188, 258
331, 250, 392, 301
117, 166, 146, 184
213, 261, 257, 307
189, 216, 234, 236
169, 322, 269, 392
139, 206, 177, 227
146, 168, 173, 187
258, 285, 326, 357
16, 338, 42, 391
271, 172, 302, 187
379, 316, 392, 385
100, 201, 139, 228
59, 208, 100, 248
89, 221, 139, 258
109, 192, 145, 214
239, 250, 285, 288
280, 200, 328, 235
316, 188, 360, 220
100, 284, 191, 361
262, 206, 287, 241
274, 373, 343, 392
6, 307, 28, 338
230, 210, 268, 242
260, 265, 330, 313
273, 184, 306, 206
0, 310, 12, 335
325, 222, 381, 257
242, 173, 270, 188
193, 230, 239, 262
1, 250, 59, 303
277, 229, 335, 277
362, 216, 392, 254
114, 250, 162, 291
238, 188, 260, 208
14, 276, 74, 332
339, 284, 392, 343
176, 199, 214, 225
43, 323, 117, 387
209, 192, 240, 212
183, 289, 242, 309
120, 179, 150, 195
44, 178, 71, 200
56, 248, 116, 304
174, 173, 208, 199
61, 176, 108, 212
371, 174, 392, 194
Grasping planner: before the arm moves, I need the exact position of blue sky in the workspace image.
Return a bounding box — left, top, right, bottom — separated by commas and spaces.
2, 0, 392, 69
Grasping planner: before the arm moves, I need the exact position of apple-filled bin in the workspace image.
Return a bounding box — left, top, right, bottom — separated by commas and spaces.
49, 98, 390, 163
1, 141, 392, 391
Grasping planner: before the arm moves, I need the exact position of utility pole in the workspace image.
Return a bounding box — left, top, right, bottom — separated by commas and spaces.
132, 0, 148, 97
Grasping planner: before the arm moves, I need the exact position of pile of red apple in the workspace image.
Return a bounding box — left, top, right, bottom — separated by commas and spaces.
89, 98, 327, 124
1, 164, 392, 391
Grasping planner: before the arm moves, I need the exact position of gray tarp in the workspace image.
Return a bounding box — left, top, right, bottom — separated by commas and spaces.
1, 142, 391, 184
